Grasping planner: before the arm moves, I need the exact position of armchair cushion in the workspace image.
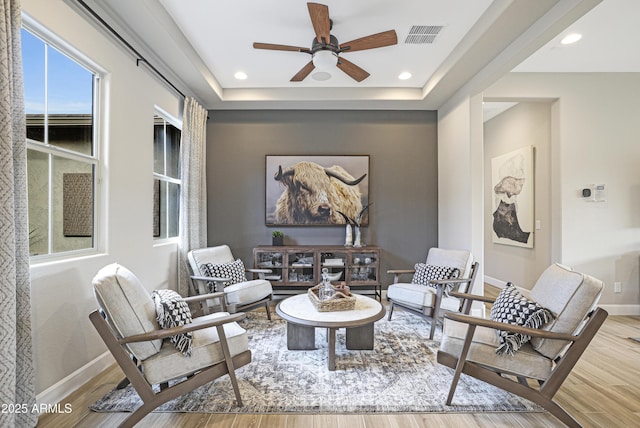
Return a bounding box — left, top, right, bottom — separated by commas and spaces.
528, 263, 604, 359
152, 289, 193, 356
92, 263, 162, 360
141, 311, 249, 385
386, 283, 462, 312
200, 259, 247, 289
440, 321, 554, 380
224, 279, 273, 306
490, 283, 554, 355
412, 263, 460, 295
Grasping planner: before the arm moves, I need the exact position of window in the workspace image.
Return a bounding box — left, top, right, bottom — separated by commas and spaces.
153, 112, 181, 239
22, 26, 100, 257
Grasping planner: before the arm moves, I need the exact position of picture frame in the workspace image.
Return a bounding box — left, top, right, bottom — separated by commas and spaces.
491, 146, 534, 248
266, 155, 370, 226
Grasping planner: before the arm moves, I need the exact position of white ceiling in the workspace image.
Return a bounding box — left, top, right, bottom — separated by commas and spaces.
72, 0, 638, 110
159, 0, 494, 89
514, 0, 640, 72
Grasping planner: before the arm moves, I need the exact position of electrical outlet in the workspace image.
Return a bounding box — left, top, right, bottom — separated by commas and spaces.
614, 282, 622, 293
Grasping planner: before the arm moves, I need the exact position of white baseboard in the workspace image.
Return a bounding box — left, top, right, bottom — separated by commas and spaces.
599, 304, 640, 316
484, 275, 508, 289
36, 351, 114, 407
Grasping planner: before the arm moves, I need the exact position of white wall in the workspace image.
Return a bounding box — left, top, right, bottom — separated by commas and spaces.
485, 73, 640, 313
23, 0, 182, 402
483, 102, 553, 288
437, 94, 485, 298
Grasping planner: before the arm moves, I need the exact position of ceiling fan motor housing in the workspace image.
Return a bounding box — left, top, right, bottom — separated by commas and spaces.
311, 34, 340, 54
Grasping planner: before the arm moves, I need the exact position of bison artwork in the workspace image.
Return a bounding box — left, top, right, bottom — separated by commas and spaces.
273, 161, 366, 225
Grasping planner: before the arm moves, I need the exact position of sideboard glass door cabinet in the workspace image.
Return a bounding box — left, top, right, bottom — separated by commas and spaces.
253, 245, 381, 300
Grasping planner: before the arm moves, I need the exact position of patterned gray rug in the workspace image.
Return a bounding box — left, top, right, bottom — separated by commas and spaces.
91, 308, 541, 414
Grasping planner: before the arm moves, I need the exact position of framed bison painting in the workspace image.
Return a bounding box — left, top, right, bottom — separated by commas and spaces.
266, 155, 370, 226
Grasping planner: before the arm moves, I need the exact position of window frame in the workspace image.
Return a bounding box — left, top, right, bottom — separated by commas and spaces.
23, 14, 105, 262
153, 107, 182, 242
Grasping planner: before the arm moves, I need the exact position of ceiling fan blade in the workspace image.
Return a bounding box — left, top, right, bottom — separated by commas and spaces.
253, 42, 310, 53
336, 57, 370, 82
291, 61, 316, 82
340, 30, 398, 52
307, 2, 331, 44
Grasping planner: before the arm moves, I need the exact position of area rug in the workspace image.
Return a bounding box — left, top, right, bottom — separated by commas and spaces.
91, 309, 541, 414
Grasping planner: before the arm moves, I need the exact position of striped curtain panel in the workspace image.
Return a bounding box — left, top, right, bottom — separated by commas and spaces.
0, 0, 38, 426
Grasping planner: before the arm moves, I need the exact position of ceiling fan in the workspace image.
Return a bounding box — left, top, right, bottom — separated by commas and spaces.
253, 2, 398, 82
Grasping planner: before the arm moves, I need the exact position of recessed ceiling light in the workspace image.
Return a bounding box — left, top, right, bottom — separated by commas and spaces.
398, 72, 412, 80
560, 33, 582, 45
234, 71, 248, 80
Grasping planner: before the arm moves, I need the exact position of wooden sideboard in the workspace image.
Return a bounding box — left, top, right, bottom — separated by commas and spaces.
253, 245, 381, 300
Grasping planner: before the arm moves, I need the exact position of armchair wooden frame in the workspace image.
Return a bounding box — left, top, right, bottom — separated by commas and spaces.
437, 291, 608, 428
387, 262, 479, 339
89, 291, 252, 428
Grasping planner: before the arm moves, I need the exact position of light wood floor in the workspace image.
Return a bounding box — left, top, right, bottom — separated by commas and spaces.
37, 287, 640, 428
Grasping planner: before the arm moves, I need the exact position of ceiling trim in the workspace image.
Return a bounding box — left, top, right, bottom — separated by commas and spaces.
440, 0, 602, 115
65, 0, 217, 106
65, 0, 603, 111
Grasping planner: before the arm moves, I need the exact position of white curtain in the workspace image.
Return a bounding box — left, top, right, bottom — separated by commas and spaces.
0, 0, 37, 426
178, 97, 208, 296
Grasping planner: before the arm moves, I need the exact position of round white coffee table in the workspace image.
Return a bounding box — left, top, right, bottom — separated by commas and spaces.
275, 293, 385, 370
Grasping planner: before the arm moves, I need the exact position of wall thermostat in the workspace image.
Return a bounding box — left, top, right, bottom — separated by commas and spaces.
583, 184, 606, 202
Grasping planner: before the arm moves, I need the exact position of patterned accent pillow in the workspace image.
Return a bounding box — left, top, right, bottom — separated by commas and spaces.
151, 289, 193, 356
490, 283, 554, 356
412, 263, 460, 295
200, 258, 247, 290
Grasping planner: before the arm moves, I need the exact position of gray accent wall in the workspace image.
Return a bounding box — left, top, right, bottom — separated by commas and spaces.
206, 110, 438, 288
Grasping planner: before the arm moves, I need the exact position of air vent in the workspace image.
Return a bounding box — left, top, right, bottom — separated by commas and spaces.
404, 25, 443, 44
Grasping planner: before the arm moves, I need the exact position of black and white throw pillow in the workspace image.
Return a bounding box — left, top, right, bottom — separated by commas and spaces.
152, 289, 193, 356
490, 283, 554, 356
200, 258, 247, 290
412, 263, 460, 295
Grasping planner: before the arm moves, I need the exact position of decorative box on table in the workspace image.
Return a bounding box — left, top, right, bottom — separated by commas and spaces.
307, 283, 355, 312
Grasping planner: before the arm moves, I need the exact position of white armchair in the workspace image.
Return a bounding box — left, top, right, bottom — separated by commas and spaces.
188, 245, 273, 319
437, 263, 607, 427
90, 263, 251, 427
387, 248, 478, 339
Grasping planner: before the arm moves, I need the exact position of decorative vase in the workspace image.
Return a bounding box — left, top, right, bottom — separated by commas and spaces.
344, 223, 353, 246
353, 226, 362, 247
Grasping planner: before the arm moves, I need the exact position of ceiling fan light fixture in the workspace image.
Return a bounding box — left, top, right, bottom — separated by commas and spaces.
312, 50, 338, 70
